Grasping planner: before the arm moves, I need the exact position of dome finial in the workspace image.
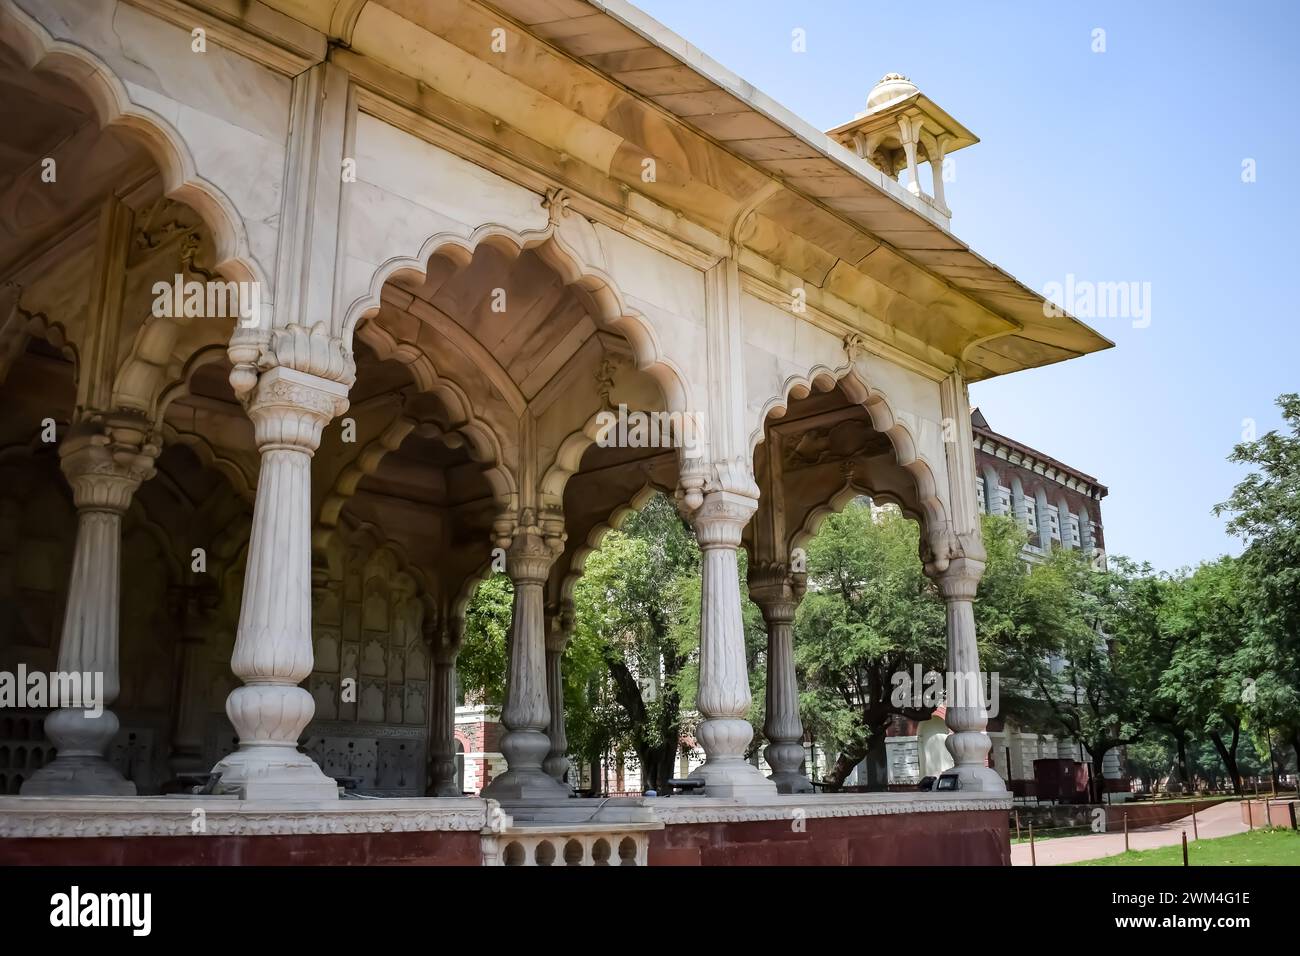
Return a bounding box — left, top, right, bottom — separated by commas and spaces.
867, 72, 919, 111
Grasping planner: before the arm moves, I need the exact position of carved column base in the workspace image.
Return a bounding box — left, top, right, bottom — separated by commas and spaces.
21, 756, 137, 797
482, 728, 567, 801
688, 716, 777, 798
687, 756, 777, 799
24, 704, 134, 794
23, 704, 135, 795
943, 737, 1007, 793
211, 744, 339, 802
768, 770, 814, 795
766, 742, 813, 794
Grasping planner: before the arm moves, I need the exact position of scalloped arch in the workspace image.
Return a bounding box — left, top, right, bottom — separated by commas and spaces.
339, 221, 693, 426
557, 481, 674, 604
0, 2, 266, 290
351, 319, 517, 507
789, 480, 923, 556
751, 363, 949, 539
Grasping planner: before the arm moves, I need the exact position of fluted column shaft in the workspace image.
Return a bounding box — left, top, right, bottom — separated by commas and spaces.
543, 603, 575, 781
936, 559, 1003, 791
750, 568, 811, 794
211, 366, 348, 801
168, 583, 217, 777
427, 621, 462, 797
686, 491, 775, 797
24, 421, 158, 796
482, 522, 567, 800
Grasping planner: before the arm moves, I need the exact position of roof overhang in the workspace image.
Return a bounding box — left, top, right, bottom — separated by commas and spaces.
184, 0, 1114, 382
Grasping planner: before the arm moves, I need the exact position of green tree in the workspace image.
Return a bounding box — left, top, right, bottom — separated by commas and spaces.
569, 493, 700, 791
794, 502, 946, 788
1157, 557, 1254, 793
1215, 392, 1300, 778
1000, 552, 1168, 798
458, 573, 513, 705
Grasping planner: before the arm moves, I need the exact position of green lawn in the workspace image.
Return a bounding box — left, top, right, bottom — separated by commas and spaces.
1071, 828, 1300, 866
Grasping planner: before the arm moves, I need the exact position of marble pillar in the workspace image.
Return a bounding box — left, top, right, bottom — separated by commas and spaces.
749, 565, 812, 794
211, 365, 348, 801
22, 417, 159, 795
426, 616, 462, 797
935, 558, 1005, 792
543, 601, 575, 782
482, 514, 568, 801
684, 489, 776, 797
167, 578, 219, 778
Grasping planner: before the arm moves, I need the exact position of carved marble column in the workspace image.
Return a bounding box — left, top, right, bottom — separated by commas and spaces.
167, 578, 219, 778
23, 416, 159, 795
426, 616, 463, 797
543, 601, 575, 782
932, 557, 1004, 792
679, 478, 776, 798
210, 357, 350, 801
482, 512, 568, 800
749, 564, 812, 794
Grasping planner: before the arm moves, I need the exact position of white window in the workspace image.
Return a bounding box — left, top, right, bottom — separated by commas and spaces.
1046, 505, 1060, 540
1024, 498, 1038, 532
1067, 513, 1080, 548
975, 477, 987, 513
997, 485, 1011, 514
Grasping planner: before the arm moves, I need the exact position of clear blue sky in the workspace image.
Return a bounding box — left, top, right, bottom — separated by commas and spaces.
636, 0, 1299, 572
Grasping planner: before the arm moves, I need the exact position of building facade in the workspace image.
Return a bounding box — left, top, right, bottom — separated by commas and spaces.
0, 0, 1110, 864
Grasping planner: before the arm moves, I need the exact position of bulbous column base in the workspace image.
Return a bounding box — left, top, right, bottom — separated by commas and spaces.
213, 684, 337, 800
688, 716, 776, 798
482, 727, 568, 801
22, 706, 134, 795
428, 747, 460, 796
944, 731, 1008, 793
765, 740, 812, 794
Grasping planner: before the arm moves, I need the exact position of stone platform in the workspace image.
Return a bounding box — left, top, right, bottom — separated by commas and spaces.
0, 792, 1012, 866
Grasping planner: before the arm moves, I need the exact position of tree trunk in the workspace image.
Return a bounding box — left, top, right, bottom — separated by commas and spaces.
824, 745, 867, 791
1090, 750, 1107, 804
1208, 728, 1243, 795
1173, 731, 1191, 793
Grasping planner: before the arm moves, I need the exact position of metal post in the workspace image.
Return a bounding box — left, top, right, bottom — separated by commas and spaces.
1192, 805, 1199, 840
1123, 810, 1129, 852
1181, 830, 1189, 867
1015, 809, 1021, 841
1029, 823, 1036, 867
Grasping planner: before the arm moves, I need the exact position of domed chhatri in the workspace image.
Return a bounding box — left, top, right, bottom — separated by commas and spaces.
866, 72, 919, 111
827, 71, 979, 222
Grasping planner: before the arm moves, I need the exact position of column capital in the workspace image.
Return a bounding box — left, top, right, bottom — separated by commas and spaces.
245, 366, 350, 453
921, 523, 986, 584
676, 457, 758, 550
424, 613, 464, 665
494, 507, 566, 584
747, 561, 806, 625
229, 322, 356, 402
59, 413, 160, 513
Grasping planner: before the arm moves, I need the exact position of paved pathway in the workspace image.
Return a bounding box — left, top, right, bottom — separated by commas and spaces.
1010, 800, 1248, 866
